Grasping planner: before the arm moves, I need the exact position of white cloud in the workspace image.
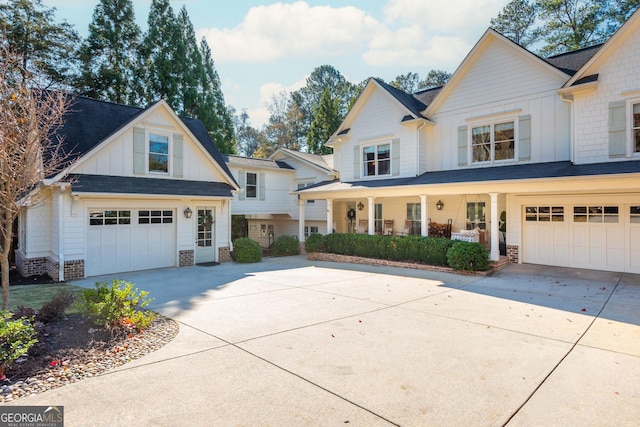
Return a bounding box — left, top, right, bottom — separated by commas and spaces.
199, 1, 382, 63
364, 30, 472, 69
248, 77, 308, 128
383, 0, 508, 36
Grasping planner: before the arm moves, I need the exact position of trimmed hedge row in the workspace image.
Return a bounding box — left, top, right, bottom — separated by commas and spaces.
305, 233, 489, 271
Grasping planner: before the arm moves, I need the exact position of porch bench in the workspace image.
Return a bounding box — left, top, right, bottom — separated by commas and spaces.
451, 229, 479, 243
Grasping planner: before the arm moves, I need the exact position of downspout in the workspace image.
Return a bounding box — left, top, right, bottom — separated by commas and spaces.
415, 121, 427, 175
58, 186, 65, 282
560, 94, 575, 163
228, 199, 233, 252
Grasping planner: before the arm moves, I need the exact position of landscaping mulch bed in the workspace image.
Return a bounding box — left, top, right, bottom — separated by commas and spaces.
1, 312, 178, 402
2, 270, 179, 402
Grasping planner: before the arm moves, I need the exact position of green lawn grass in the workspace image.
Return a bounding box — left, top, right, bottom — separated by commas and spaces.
7, 284, 86, 313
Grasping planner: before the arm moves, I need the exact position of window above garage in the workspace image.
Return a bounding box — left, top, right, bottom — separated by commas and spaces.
133, 127, 184, 178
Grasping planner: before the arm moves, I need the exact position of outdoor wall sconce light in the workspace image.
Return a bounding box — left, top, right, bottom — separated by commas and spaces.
184, 207, 193, 218
436, 200, 444, 210
357, 202, 364, 211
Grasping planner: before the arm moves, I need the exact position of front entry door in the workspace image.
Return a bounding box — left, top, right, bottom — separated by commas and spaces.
196, 207, 216, 264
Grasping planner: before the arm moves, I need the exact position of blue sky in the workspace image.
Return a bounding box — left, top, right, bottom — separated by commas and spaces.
45, 0, 510, 127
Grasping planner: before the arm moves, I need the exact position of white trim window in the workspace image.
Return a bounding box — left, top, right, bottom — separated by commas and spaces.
471, 121, 515, 163
363, 143, 390, 177
148, 134, 169, 173
304, 226, 318, 237
633, 103, 640, 153
246, 172, 257, 198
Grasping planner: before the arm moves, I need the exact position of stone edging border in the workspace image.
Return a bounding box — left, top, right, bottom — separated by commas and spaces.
306, 252, 512, 276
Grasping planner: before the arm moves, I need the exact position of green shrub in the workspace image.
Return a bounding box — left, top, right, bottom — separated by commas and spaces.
36, 291, 75, 323
0, 311, 38, 377
320, 233, 454, 267
232, 238, 262, 263
446, 241, 490, 271
304, 233, 325, 253
76, 280, 156, 331
271, 235, 300, 257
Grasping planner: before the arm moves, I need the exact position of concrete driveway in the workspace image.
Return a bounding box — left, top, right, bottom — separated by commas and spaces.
7, 256, 640, 426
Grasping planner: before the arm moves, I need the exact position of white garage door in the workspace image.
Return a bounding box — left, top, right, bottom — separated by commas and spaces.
87, 209, 176, 276
523, 204, 640, 274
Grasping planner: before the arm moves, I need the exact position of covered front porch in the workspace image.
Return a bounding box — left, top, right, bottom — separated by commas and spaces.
297, 188, 506, 262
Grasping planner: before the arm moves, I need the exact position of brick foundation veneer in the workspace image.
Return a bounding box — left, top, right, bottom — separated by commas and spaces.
64, 260, 85, 281
307, 252, 510, 276
15, 251, 47, 277
298, 242, 307, 255
179, 250, 194, 267
507, 245, 519, 264
218, 246, 232, 262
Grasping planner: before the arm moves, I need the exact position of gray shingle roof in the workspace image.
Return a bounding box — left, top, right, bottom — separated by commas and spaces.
375, 79, 428, 119
55, 96, 235, 183
223, 154, 295, 170
298, 161, 640, 192
412, 86, 443, 107
275, 148, 335, 173
69, 174, 235, 197
544, 44, 603, 75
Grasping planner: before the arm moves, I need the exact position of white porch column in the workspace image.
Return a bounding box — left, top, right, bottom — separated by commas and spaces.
326, 198, 333, 234
489, 192, 499, 261
298, 201, 305, 241
367, 196, 375, 235
420, 194, 428, 237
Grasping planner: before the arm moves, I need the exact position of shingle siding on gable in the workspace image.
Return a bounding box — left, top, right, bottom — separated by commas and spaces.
573, 28, 640, 164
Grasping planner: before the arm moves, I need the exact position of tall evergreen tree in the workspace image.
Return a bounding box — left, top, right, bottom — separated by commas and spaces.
537, 0, 610, 56
0, 0, 79, 88
139, 0, 183, 108
390, 72, 421, 93
307, 88, 340, 155
608, 0, 640, 28
176, 6, 203, 117
197, 38, 235, 154
490, 0, 542, 48
419, 69, 452, 90
76, 0, 141, 105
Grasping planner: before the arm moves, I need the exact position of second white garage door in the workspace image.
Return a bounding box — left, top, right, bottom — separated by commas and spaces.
523, 204, 640, 274
86, 209, 177, 277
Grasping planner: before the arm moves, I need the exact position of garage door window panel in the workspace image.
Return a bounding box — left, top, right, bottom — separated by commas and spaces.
525, 206, 564, 222
574, 206, 618, 223
631, 206, 640, 223
138, 210, 173, 225
90, 210, 131, 226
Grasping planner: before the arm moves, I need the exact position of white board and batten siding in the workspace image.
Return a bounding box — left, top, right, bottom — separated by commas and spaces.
427, 37, 571, 172
336, 87, 420, 181
73, 108, 228, 183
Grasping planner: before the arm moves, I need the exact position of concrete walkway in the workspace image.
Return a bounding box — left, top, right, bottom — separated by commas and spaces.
5, 256, 640, 426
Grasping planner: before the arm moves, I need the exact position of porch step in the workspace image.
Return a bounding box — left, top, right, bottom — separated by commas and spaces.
262, 248, 272, 257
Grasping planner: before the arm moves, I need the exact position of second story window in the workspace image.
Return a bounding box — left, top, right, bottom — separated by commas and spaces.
363, 143, 390, 177
471, 121, 514, 163
246, 172, 257, 198
149, 134, 169, 173
633, 103, 640, 153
